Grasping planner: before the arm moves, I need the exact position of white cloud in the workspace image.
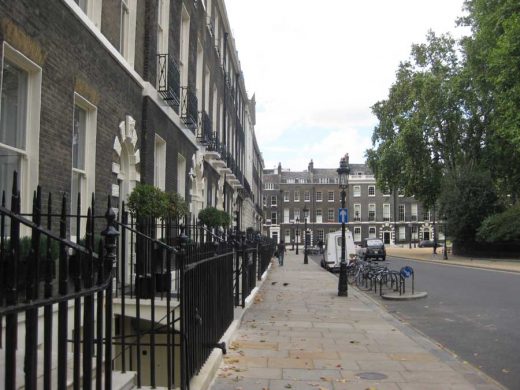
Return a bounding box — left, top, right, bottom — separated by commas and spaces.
225, 0, 468, 170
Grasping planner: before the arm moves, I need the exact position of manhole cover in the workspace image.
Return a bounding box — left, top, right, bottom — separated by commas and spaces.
356, 372, 388, 380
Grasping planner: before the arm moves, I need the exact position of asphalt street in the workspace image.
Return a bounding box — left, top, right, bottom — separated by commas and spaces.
310, 253, 520, 389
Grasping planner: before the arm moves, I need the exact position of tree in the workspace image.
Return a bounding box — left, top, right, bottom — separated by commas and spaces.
439, 166, 500, 243
461, 0, 520, 200
367, 32, 465, 209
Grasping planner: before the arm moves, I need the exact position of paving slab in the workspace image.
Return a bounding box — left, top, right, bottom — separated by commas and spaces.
208, 252, 504, 390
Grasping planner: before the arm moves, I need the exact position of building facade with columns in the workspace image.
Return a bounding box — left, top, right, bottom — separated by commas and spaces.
262, 156, 441, 247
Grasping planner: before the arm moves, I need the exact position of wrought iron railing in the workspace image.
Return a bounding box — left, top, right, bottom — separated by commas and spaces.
197, 111, 213, 145
0, 173, 118, 390
181, 87, 198, 132
157, 54, 181, 110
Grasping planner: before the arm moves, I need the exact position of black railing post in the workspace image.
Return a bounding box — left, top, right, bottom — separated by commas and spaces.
25, 187, 42, 390
57, 194, 69, 390
241, 237, 247, 308
102, 197, 119, 390
5, 174, 20, 390
43, 194, 53, 390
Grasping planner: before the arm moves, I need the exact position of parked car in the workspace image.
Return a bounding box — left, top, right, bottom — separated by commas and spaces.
418, 240, 434, 247
357, 238, 386, 261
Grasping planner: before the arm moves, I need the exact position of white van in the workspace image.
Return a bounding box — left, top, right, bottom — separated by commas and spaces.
321, 230, 357, 272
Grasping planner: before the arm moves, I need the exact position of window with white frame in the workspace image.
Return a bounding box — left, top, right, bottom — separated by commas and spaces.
157, 0, 169, 55
0, 43, 41, 212
353, 185, 361, 197
303, 208, 309, 220
73, 0, 103, 28
354, 226, 361, 242
316, 191, 322, 202
317, 229, 324, 242
423, 209, 430, 221
353, 204, 361, 221
398, 204, 405, 221
177, 153, 186, 198
399, 226, 406, 240
304, 190, 310, 202
294, 208, 300, 220
412, 225, 418, 240
383, 203, 390, 221
264, 182, 274, 190
71, 94, 97, 239
180, 5, 190, 87
328, 191, 334, 202
294, 190, 300, 202
283, 191, 289, 202
328, 208, 334, 221
120, 0, 136, 65
368, 185, 375, 196
368, 226, 376, 238
271, 195, 277, 206
271, 211, 277, 225
411, 203, 418, 221
154, 134, 166, 190
316, 209, 322, 223
368, 203, 376, 221
283, 208, 289, 223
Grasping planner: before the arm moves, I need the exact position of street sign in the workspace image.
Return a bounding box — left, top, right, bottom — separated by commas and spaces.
400, 266, 414, 278
338, 208, 348, 223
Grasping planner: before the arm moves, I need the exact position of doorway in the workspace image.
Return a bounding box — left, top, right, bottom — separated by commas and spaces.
383, 231, 391, 244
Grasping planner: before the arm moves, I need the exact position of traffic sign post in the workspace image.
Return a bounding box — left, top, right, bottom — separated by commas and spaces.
338, 208, 348, 224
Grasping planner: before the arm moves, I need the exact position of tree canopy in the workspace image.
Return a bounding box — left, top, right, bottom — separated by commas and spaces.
366, 1, 520, 243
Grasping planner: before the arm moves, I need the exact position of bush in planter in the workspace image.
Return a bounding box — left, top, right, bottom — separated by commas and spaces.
127, 184, 168, 218
198, 207, 222, 228
219, 210, 231, 228
165, 192, 189, 220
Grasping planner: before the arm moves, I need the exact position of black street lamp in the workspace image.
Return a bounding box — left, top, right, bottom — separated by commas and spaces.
408, 222, 412, 249
337, 155, 350, 297
292, 221, 295, 250
303, 206, 309, 264
295, 217, 300, 255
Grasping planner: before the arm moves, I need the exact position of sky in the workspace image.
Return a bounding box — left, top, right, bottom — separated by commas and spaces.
224, 0, 469, 171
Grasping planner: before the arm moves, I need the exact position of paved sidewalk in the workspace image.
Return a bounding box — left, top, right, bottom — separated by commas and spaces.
387, 247, 520, 273
209, 252, 503, 390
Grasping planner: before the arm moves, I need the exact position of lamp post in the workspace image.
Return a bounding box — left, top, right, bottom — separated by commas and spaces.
408, 222, 412, 249
292, 222, 295, 251
337, 155, 350, 297
295, 217, 300, 255
303, 206, 309, 264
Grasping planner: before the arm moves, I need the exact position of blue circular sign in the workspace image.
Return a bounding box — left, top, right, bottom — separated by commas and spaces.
400, 266, 414, 278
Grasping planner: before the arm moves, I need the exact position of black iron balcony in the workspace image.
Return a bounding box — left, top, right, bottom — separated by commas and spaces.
197, 111, 213, 145
157, 54, 180, 110
181, 87, 198, 132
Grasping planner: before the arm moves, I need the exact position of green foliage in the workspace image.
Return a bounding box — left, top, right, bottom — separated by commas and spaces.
16, 236, 60, 259
476, 204, 520, 243
165, 192, 189, 219
127, 184, 168, 218
127, 184, 188, 220
439, 166, 500, 242
198, 207, 230, 228
219, 211, 231, 227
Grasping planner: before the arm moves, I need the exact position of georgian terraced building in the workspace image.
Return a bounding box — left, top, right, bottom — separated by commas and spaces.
0, 0, 264, 232
262, 156, 442, 247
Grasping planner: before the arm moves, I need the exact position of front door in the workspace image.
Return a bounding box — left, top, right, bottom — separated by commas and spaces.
383, 232, 391, 244
423, 230, 430, 241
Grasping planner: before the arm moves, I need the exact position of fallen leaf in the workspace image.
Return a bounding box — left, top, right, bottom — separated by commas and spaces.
502, 368, 510, 374
284, 384, 292, 389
